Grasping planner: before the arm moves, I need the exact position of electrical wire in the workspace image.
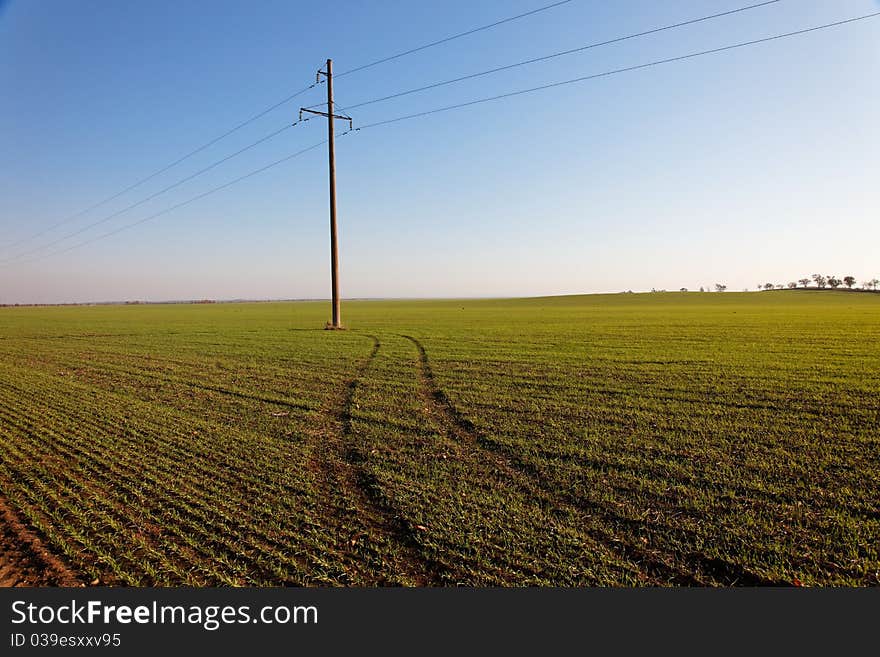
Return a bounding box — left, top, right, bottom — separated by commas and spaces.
354, 11, 880, 131
8, 10, 879, 266
0, 121, 312, 264
5, 132, 355, 267
3, 84, 322, 252
337, 0, 781, 113
334, 0, 575, 78
9, 1, 576, 250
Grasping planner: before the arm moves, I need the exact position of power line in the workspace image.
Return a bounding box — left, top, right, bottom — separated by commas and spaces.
338, 0, 781, 113
1, 121, 312, 264
355, 11, 880, 132
4, 84, 323, 252
12, 0, 575, 249
9, 11, 879, 267
7, 133, 354, 267
334, 0, 575, 78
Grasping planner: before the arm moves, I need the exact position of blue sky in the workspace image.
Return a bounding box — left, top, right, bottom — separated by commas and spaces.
1, 0, 878, 303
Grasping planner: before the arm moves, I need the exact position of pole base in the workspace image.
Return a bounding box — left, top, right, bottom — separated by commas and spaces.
324, 322, 346, 331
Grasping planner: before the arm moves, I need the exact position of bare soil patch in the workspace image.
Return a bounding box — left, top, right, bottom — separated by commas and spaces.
0, 497, 82, 587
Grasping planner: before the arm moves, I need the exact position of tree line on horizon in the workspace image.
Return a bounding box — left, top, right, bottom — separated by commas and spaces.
648, 274, 880, 294
756, 274, 879, 292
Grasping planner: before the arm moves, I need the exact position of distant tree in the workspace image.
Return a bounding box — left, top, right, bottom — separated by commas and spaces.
827, 276, 842, 289
812, 274, 827, 289
787, 282, 797, 289
798, 278, 811, 288
699, 286, 705, 293
843, 276, 856, 289
715, 284, 727, 292
775, 284, 784, 290
679, 288, 688, 292
870, 278, 880, 291
763, 283, 774, 290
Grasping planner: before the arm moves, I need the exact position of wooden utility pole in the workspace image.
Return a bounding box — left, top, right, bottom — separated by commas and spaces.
325, 59, 341, 329
301, 59, 352, 329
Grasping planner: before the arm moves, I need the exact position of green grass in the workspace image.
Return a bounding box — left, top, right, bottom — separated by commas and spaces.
0, 291, 877, 585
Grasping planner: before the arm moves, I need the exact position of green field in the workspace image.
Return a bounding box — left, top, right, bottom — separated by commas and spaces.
0, 291, 877, 586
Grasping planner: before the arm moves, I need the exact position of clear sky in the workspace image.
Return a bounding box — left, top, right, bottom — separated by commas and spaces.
1, 0, 878, 303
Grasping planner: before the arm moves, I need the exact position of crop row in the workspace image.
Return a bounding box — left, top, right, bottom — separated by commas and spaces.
0, 356, 366, 584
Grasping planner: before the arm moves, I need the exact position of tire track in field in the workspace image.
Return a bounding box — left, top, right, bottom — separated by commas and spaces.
403, 335, 797, 586
0, 496, 83, 587
307, 333, 447, 585
401, 334, 713, 586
